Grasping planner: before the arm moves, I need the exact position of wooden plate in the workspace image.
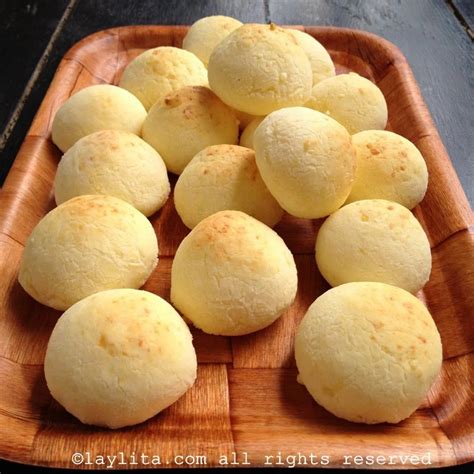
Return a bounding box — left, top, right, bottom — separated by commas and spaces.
0, 26, 472, 469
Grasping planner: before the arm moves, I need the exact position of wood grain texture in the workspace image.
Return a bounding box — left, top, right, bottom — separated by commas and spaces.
0, 25, 472, 469
451, 0, 474, 30
31, 364, 234, 468
228, 368, 457, 467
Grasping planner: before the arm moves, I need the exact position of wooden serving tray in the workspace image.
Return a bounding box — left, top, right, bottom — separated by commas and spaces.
0, 26, 472, 470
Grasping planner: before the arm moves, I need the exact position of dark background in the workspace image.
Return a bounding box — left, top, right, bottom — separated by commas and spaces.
0, 0, 472, 204
0, 0, 473, 472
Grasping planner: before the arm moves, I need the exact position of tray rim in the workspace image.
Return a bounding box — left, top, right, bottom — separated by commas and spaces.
0, 24, 472, 469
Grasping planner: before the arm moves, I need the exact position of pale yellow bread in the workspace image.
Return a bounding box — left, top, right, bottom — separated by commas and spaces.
239, 116, 265, 149
44, 289, 197, 429
208, 23, 312, 115
19, 195, 158, 310
142, 86, 239, 174
174, 145, 283, 228
119, 46, 208, 110
307, 72, 388, 134
234, 109, 258, 130
346, 130, 428, 209
315, 199, 431, 293
253, 106, 356, 218
287, 28, 335, 85
182, 15, 243, 66
51, 84, 146, 152
295, 282, 442, 424
54, 130, 170, 216
171, 210, 297, 336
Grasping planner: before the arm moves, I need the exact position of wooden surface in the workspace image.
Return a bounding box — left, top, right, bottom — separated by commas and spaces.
0, 25, 472, 470
0, 0, 472, 208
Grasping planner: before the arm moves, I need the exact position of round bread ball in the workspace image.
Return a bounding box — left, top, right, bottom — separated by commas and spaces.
119, 46, 208, 110
346, 130, 428, 209
171, 210, 297, 336
239, 116, 265, 149
315, 199, 431, 293
54, 130, 170, 216
44, 289, 197, 429
287, 29, 335, 85
208, 23, 312, 115
51, 85, 146, 152
254, 107, 356, 218
182, 15, 243, 67
142, 86, 239, 174
19, 195, 158, 311
174, 145, 283, 229
295, 282, 442, 424
307, 73, 388, 134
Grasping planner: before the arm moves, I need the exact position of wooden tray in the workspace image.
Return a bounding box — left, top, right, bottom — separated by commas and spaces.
0, 25, 472, 470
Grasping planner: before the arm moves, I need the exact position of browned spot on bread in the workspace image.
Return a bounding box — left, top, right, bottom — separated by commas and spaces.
372, 321, 384, 331
217, 223, 230, 234
367, 143, 380, 155
417, 336, 427, 344
99, 334, 107, 348
164, 95, 182, 108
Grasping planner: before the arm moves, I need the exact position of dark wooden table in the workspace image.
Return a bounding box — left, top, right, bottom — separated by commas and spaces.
0, 0, 472, 205
0, 1, 473, 472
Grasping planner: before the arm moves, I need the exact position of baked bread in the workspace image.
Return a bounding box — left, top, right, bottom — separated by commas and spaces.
171, 210, 297, 335
142, 86, 239, 174
51, 85, 146, 152
239, 116, 265, 149
254, 106, 356, 218
182, 15, 243, 66
44, 289, 197, 429
119, 46, 208, 110
208, 23, 312, 115
54, 130, 170, 216
295, 282, 442, 424
174, 144, 283, 228
19, 195, 158, 310
315, 199, 431, 293
346, 130, 428, 209
234, 109, 258, 130
307, 72, 388, 134
287, 28, 335, 85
